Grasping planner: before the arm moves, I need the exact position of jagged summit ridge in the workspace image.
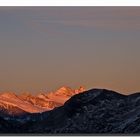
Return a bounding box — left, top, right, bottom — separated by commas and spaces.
0, 86, 85, 115
1, 88, 140, 133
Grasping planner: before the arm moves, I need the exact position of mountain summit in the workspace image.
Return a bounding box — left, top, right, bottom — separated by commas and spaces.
1, 88, 140, 134
0, 86, 85, 116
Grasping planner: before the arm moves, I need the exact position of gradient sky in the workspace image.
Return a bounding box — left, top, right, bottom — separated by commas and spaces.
0, 7, 140, 94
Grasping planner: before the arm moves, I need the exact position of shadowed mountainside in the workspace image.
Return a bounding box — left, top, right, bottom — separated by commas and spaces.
0, 88, 140, 134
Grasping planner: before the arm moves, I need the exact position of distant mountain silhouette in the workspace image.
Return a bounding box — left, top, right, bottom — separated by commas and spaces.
1, 88, 140, 134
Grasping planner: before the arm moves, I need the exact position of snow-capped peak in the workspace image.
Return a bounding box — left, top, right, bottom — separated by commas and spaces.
0, 86, 85, 115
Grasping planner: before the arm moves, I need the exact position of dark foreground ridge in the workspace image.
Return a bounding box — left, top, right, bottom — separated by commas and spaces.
1, 88, 140, 134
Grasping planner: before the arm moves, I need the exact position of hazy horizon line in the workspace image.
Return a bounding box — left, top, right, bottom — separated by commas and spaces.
0, 85, 139, 95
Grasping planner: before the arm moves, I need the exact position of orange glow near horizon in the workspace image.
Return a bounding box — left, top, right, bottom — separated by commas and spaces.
0, 7, 140, 94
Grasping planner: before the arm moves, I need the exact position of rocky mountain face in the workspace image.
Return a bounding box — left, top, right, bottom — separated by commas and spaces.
0, 86, 85, 116
1, 88, 140, 134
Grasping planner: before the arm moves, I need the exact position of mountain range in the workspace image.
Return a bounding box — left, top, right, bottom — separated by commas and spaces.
0, 86, 85, 116
1, 87, 140, 134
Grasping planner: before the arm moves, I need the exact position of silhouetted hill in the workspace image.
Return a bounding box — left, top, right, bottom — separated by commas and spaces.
1, 88, 140, 134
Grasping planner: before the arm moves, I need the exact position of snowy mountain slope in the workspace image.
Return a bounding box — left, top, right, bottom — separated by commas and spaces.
0, 86, 85, 115
0, 92, 47, 114
2, 88, 140, 134
14, 88, 140, 134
